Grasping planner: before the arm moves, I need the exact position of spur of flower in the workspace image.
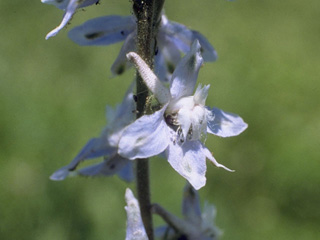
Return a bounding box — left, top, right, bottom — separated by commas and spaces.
154, 183, 221, 240
67, 13, 217, 81
50, 85, 135, 182
42, 0, 99, 39
118, 40, 247, 190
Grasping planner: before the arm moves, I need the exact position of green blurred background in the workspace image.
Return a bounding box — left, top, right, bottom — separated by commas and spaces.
1, 0, 319, 239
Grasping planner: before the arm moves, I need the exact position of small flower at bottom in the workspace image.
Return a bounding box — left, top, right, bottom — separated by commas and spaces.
118, 40, 247, 190
154, 183, 221, 240
125, 188, 148, 240
50, 85, 136, 182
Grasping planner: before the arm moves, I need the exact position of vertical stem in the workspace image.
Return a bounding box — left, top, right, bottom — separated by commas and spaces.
132, 0, 165, 239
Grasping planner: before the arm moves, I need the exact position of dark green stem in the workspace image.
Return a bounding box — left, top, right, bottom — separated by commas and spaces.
132, 0, 165, 239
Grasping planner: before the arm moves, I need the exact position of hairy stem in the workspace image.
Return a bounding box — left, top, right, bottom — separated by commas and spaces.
132, 0, 165, 239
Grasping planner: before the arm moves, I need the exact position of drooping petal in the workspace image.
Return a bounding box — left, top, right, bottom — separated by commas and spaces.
45, 0, 98, 39
118, 106, 170, 159
166, 140, 207, 190
182, 183, 202, 225
125, 189, 148, 240
170, 40, 203, 100
50, 138, 116, 181
203, 146, 234, 172
111, 31, 136, 76
78, 154, 134, 181
68, 15, 136, 45
206, 107, 248, 137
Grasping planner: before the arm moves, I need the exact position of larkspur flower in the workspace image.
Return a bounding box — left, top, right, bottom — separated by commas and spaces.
118, 40, 247, 190
154, 183, 220, 240
67, 13, 217, 81
42, 0, 99, 39
50, 85, 135, 182
125, 188, 148, 240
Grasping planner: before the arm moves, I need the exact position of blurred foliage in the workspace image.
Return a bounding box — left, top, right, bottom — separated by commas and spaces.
0, 0, 319, 239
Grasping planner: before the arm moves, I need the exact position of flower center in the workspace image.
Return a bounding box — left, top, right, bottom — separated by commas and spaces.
165, 96, 207, 143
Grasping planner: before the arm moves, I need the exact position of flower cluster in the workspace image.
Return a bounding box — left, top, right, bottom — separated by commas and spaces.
43, 1, 247, 239
119, 41, 247, 190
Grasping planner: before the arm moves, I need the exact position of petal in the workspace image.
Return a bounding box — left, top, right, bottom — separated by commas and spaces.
118, 106, 170, 159
206, 107, 248, 137
191, 31, 218, 62
111, 31, 136, 76
117, 161, 135, 182
68, 15, 136, 46
125, 189, 148, 240
170, 40, 203, 100
41, 0, 69, 9
50, 138, 116, 181
45, 0, 98, 39
166, 140, 206, 190
161, 18, 193, 53
182, 183, 202, 224
203, 146, 234, 172
78, 154, 133, 182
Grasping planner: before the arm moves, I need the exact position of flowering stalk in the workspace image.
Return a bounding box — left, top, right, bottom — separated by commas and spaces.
132, 0, 165, 239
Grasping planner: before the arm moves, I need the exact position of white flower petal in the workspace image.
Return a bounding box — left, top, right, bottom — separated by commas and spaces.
167, 140, 206, 190
206, 107, 248, 137
118, 106, 170, 159
170, 40, 203, 100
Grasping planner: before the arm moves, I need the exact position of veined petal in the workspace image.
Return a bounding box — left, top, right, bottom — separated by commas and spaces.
45, 0, 97, 39
125, 189, 148, 240
206, 107, 248, 137
111, 31, 136, 76
50, 138, 116, 181
166, 140, 206, 190
118, 106, 170, 159
170, 40, 203, 100
78, 154, 133, 182
68, 15, 136, 46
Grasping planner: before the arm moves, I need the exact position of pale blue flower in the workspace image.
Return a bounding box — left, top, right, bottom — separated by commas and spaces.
154, 183, 221, 240
42, 0, 99, 39
125, 188, 148, 240
118, 41, 247, 190
50, 85, 136, 182
67, 13, 217, 81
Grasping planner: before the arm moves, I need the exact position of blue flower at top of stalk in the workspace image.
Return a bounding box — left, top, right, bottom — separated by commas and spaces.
50, 85, 136, 182
118, 40, 248, 190
67, 13, 217, 82
42, 0, 99, 39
